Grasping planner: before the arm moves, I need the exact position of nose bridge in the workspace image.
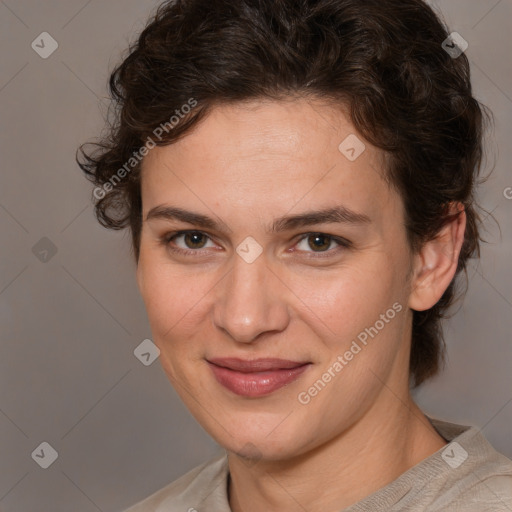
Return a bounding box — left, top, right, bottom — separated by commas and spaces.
213, 249, 288, 343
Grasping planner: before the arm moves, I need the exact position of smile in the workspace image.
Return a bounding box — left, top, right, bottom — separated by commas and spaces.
207, 358, 311, 397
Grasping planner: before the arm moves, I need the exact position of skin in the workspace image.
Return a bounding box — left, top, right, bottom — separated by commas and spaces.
136, 97, 466, 511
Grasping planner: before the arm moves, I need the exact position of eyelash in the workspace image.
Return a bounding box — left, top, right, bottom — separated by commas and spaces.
160, 230, 352, 259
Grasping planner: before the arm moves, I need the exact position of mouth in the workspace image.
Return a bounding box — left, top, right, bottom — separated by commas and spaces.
207, 357, 312, 397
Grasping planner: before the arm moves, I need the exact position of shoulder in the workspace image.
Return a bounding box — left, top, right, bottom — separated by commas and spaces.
347, 418, 512, 512
445, 473, 512, 511
432, 471, 512, 511
123, 452, 230, 512
420, 419, 512, 511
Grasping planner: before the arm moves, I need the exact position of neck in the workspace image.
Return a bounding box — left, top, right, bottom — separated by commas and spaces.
227, 397, 446, 512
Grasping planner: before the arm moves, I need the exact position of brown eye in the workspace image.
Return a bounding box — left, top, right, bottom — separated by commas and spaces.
183, 232, 208, 249
163, 231, 216, 255
306, 234, 332, 252
294, 232, 350, 258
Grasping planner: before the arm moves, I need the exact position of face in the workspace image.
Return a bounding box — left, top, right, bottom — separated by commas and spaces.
136, 98, 416, 461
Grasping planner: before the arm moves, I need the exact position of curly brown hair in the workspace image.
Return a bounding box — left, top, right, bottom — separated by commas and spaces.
77, 0, 491, 387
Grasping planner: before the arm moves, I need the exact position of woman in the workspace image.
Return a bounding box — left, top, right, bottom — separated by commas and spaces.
78, 0, 512, 510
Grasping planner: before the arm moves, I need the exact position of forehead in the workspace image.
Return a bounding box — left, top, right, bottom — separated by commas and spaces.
146, 98, 367, 168
140, 98, 399, 227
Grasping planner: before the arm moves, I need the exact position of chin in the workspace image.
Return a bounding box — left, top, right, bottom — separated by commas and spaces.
204, 412, 311, 462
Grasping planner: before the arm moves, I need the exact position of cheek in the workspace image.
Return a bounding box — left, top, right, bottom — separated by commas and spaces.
138, 260, 209, 382
291, 256, 400, 343
138, 255, 215, 343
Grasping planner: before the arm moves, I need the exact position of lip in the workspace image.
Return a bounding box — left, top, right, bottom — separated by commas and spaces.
207, 358, 311, 397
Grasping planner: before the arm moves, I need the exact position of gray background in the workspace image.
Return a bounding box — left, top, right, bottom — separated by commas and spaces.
0, 1, 510, 511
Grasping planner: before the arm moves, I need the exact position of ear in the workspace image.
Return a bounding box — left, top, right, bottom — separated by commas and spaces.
408, 202, 466, 312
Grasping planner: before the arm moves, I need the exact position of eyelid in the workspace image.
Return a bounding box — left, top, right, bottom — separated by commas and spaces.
163, 230, 218, 254
292, 232, 352, 254
162, 229, 351, 257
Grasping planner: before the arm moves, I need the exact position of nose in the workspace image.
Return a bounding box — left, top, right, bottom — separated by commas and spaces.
212, 248, 290, 344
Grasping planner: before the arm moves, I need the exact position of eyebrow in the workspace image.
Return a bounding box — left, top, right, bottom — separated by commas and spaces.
145, 205, 371, 233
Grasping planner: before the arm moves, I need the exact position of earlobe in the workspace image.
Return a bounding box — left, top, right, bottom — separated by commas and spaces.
408, 203, 466, 312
